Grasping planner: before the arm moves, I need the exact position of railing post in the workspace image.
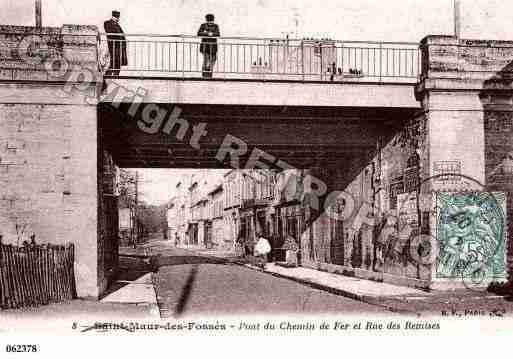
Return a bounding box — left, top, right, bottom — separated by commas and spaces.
418, 45, 422, 81
319, 44, 323, 81
340, 42, 344, 79
379, 42, 383, 83
182, 37, 185, 79
96, 33, 101, 73
301, 42, 304, 81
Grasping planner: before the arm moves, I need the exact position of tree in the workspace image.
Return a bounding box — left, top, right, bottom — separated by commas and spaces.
118, 169, 137, 209
137, 202, 168, 236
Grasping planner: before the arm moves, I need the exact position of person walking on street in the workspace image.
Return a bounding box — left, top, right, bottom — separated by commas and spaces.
197, 14, 220, 78
283, 231, 299, 267
254, 232, 271, 269
244, 235, 254, 258
104, 10, 127, 77
236, 231, 245, 257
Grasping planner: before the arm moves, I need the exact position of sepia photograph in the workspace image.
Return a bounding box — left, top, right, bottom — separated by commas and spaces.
0, 0, 512, 356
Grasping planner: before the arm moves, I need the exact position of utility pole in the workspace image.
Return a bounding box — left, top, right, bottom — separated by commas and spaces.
134, 171, 139, 247
35, 0, 42, 29
454, 0, 461, 39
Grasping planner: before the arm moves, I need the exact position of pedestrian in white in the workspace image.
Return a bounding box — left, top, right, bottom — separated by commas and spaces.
254, 232, 271, 269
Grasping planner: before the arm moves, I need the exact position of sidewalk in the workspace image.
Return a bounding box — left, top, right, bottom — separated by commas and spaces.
122, 243, 513, 315
103, 248, 160, 310
264, 263, 426, 301
237, 261, 513, 314
190, 248, 238, 258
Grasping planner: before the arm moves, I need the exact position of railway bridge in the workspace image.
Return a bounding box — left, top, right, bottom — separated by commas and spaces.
0, 25, 511, 298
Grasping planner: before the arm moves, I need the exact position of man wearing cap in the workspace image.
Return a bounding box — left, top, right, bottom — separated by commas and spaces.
104, 11, 127, 77
197, 14, 220, 78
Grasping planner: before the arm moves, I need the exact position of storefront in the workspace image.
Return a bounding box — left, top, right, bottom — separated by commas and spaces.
274, 202, 306, 263
187, 222, 199, 246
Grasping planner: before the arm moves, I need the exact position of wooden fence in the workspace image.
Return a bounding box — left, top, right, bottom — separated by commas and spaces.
0, 238, 76, 309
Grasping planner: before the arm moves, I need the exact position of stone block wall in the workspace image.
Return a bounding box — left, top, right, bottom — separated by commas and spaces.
294, 116, 427, 287
417, 35, 513, 284
97, 149, 119, 294
0, 101, 99, 298
0, 25, 103, 298
484, 102, 513, 280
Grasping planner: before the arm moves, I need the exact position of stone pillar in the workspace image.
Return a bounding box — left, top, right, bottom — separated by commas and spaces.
415, 35, 512, 289
0, 25, 103, 298
416, 36, 486, 189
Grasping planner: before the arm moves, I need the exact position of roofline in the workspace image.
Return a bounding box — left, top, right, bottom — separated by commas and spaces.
188, 181, 198, 191
208, 183, 224, 195
223, 169, 239, 177
192, 197, 209, 207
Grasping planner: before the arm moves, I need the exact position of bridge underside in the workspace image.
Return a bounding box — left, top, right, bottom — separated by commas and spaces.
99, 103, 418, 169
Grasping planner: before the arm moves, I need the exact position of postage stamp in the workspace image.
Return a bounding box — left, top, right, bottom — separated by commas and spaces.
435, 191, 507, 286
389, 172, 510, 291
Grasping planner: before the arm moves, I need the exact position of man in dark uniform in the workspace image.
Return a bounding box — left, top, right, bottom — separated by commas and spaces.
197, 14, 220, 78
104, 10, 127, 77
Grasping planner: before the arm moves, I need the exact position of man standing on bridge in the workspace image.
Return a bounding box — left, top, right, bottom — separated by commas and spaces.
104, 10, 127, 78
197, 14, 220, 78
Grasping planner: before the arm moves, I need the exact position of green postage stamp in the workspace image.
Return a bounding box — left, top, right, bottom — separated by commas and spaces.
436, 192, 508, 284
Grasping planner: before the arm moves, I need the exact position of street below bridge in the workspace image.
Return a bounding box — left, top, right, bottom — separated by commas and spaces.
141, 242, 388, 317
120, 240, 513, 319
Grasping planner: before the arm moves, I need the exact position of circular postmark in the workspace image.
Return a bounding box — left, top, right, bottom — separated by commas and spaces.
396, 173, 507, 291
435, 189, 505, 290
319, 171, 507, 292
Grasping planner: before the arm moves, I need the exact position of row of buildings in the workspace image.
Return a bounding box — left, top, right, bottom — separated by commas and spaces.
167, 169, 307, 259
166, 166, 358, 266
167, 137, 426, 287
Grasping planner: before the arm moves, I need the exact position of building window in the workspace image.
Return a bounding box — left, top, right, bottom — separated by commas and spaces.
389, 176, 404, 210
404, 153, 420, 193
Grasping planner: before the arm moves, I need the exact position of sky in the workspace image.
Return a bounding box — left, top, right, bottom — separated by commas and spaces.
131, 169, 184, 205
3, 0, 513, 42
3, 1, 513, 204
134, 169, 228, 206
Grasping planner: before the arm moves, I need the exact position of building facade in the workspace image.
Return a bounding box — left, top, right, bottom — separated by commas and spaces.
208, 184, 228, 250
166, 198, 177, 243
168, 170, 228, 249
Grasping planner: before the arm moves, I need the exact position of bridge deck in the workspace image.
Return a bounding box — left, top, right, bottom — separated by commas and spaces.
103, 77, 420, 108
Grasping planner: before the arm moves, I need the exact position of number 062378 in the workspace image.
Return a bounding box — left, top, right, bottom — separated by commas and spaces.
5, 344, 38, 353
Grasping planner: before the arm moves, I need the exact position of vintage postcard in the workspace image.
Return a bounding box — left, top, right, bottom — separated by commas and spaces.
0, 0, 512, 357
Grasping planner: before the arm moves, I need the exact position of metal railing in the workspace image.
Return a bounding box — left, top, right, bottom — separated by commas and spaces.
100, 33, 420, 83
